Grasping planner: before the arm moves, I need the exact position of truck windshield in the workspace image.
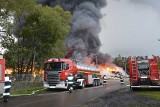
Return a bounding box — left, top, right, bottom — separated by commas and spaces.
138, 62, 149, 70
137, 62, 150, 76
44, 62, 63, 71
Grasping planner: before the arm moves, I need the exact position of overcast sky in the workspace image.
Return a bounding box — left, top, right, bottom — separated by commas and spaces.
100, 0, 160, 57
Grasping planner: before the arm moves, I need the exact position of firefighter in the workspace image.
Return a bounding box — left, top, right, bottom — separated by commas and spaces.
120, 74, 124, 84
102, 75, 107, 86
3, 71, 11, 102
66, 73, 74, 93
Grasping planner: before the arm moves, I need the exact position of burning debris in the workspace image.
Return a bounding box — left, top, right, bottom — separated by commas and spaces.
99, 64, 125, 78
37, 0, 112, 65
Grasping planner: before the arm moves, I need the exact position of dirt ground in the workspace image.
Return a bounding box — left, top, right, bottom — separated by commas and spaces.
81, 88, 160, 107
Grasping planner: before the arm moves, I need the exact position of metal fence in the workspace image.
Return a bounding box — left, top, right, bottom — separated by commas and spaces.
8, 74, 43, 82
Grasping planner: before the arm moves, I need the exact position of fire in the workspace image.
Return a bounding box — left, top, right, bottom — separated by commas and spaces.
5, 68, 44, 77
5, 68, 13, 74
99, 65, 117, 72
99, 64, 125, 77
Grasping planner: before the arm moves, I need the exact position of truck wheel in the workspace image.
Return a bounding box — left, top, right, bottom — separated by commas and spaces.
3, 96, 9, 102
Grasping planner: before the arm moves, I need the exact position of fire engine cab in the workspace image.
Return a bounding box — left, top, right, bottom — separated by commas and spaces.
43, 58, 101, 89
129, 56, 160, 90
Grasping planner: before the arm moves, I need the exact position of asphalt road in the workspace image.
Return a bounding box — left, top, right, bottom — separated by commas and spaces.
0, 79, 129, 107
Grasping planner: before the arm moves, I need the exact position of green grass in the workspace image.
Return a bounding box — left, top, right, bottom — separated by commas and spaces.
34, 89, 48, 94
127, 105, 150, 107
137, 91, 160, 101
11, 81, 44, 95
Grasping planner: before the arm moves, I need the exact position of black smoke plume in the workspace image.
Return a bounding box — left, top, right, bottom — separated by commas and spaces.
37, 0, 112, 64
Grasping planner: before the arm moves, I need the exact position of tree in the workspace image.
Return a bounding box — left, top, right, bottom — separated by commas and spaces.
0, 0, 71, 81
113, 55, 129, 74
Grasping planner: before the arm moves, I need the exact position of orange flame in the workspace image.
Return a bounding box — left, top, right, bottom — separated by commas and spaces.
6, 68, 13, 74
5, 68, 44, 76
99, 65, 118, 72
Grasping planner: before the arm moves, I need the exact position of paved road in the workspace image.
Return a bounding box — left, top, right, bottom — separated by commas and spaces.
0, 80, 129, 107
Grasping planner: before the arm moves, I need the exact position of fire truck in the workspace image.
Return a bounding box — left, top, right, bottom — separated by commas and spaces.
0, 55, 5, 92
129, 56, 160, 90
0, 55, 10, 102
43, 58, 101, 89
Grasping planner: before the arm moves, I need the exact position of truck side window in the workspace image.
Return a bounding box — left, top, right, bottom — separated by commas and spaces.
66, 64, 69, 70
64, 63, 69, 70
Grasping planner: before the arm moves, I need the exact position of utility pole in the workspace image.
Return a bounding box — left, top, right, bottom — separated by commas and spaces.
123, 57, 127, 77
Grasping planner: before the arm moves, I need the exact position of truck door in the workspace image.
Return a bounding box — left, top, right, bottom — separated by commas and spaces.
0, 58, 5, 94
149, 59, 159, 79
0, 59, 5, 82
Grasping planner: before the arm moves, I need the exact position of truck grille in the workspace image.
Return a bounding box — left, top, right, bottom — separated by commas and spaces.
47, 74, 60, 86
139, 78, 151, 85
138, 70, 150, 76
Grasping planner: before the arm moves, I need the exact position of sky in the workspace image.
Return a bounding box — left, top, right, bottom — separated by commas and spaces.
100, 0, 160, 57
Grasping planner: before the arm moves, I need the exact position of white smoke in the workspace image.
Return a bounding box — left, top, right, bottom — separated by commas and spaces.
100, 0, 160, 57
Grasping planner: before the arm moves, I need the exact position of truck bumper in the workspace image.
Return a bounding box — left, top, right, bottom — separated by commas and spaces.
43, 82, 67, 89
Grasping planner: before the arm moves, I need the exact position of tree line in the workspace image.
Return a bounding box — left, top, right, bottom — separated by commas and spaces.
0, 0, 71, 80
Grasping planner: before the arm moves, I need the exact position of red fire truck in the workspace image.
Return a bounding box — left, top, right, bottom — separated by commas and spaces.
129, 56, 160, 90
43, 58, 101, 89
0, 55, 7, 102
0, 55, 5, 83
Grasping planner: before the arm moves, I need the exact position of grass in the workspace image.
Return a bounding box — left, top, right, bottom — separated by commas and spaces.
34, 89, 48, 94
137, 90, 160, 101
127, 105, 150, 107
11, 81, 44, 95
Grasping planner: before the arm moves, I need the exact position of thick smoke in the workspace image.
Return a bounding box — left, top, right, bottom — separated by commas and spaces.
37, 0, 112, 64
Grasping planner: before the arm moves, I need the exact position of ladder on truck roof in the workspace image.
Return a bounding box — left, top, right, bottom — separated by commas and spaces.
131, 58, 138, 80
